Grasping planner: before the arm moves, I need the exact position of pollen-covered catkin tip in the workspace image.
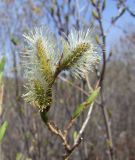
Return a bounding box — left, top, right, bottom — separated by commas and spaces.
61, 28, 100, 78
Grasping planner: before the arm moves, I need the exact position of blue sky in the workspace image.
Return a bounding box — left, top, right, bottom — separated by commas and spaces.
102, 0, 135, 48
70, 0, 135, 52
1, 0, 135, 76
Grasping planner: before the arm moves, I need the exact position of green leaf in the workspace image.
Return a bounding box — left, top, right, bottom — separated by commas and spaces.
0, 57, 6, 73
11, 36, 19, 46
95, 35, 100, 44
73, 131, 78, 141
16, 153, 23, 160
85, 87, 100, 106
92, 10, 99, 19
73, 103, 85, 119
73, 87, 100, 119
0, 121, 8, 143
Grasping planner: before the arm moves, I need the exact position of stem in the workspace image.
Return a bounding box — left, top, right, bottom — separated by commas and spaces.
74, 103, 94, 145
100, 100, 114, 160
94, 4, 115, 160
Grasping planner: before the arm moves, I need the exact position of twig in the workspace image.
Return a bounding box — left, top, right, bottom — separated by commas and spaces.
111, 8, 126, 24
100, 102, 114, 160
73, 74, 96, 145
58, 75, 89, 96
74, 102, 94, 146
64, 75, 96, 158
121, 1, 135, 18
126, 7, 135, 17
46, 121, 71, 152
63, 137, 82, 160
85, 73, 93, 92
46, 120, 82, 160
96, 6, 106, 87
91, 2, 115, 160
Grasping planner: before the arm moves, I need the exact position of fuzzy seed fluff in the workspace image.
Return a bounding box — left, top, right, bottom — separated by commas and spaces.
61, 28, 100, 78
22, 27, 61, 111
22, 26, 100, 111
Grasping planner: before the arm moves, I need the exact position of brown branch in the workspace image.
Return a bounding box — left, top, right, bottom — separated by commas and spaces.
46, 120, 82, 160
63, 138, 82, 160
45, 76, 99, 159
100, 102, 114, 160
96, 6, 106, 87
91, 2, 115, 160
47, 121, 71, 152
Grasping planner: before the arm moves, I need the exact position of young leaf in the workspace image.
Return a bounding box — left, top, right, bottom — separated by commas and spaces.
11, 36, 19, 46
92, 10, 99, 19
73, 131, 78, 141
85, 87, 100, 107
16, 153, 24, 160
73, 87, 100, 119
90, 0, 96, 6
95, 35, 100, 44
73, 103, 85, 119
0, 121, 8, 143
102, 0, 106, 11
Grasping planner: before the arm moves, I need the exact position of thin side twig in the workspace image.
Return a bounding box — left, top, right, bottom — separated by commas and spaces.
91, 2, 115, 160
58, 75, 89, 96
74, 102, 94, 146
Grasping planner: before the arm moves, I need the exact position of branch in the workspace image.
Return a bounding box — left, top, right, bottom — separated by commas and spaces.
126, 6, 135, 17
121, 1, 135, 18
46, 121, 71, 152
74, 102, 94, 145
46, 120, 82, 160
58, 75, 89, 96
91, 2, 115, 160
111, 8, 126, 24
96, 6, 106, 87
